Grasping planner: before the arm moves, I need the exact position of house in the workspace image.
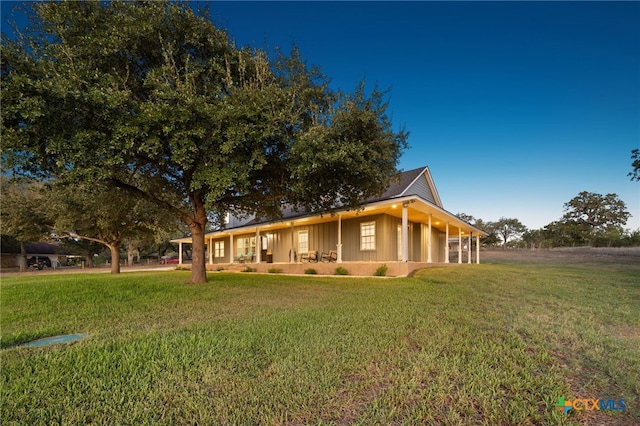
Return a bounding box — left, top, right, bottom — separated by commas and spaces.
173, 166, 488, 276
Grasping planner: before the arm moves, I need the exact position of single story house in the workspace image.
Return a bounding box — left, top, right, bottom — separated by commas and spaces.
174, 166, 488, 275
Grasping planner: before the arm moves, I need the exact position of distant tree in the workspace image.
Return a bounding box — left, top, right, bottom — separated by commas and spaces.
494, 217, 527, 249
0, 177, 51, 271
562, 192, 630, 245
44, 181, 178, 274
629, 149, 640, 182
469, 218, 501, 248
1, 1, 407, 283
520, 229, 544, 249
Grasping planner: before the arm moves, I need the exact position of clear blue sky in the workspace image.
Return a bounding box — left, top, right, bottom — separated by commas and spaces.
2, 1, 639, 230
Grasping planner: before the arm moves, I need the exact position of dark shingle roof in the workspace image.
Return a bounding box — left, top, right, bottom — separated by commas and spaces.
237, 167, 428, 227
365, 167, 425, 202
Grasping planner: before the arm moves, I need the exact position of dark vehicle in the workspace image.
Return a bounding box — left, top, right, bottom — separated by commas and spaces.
27, 256, 52, 269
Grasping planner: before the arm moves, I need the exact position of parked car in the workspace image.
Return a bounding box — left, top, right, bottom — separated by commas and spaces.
160, 256, 180, 264
27, 256, 52, 269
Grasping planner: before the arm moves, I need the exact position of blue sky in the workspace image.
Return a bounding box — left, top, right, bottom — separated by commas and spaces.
208, 1, 640, 230
2, 1, 639, 230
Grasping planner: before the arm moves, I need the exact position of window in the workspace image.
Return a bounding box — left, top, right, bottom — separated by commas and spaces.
360, 221, 376, 250
214, 241, 225, 258
298, 230, 308, 254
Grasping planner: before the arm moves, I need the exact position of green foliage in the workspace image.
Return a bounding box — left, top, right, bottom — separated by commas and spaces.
0, 177, 51, 244
304, 268, 317, 275
629, 149, 640, 182
562, 191, 631, 236
373, 264, 388, 276
241, 266, 256, 273
267, 268, 282, 274
334, 266, 349, 275
1, 1, 407, 283
493, 217, 527, 249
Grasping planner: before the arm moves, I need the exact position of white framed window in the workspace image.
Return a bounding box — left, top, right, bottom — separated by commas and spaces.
214, 241, 225, 258
360, 221, 376, 251
298, 230, 309, 254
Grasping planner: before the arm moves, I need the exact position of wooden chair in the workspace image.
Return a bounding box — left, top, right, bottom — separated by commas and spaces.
300, 251, 319, 263
321, 250, 338, 263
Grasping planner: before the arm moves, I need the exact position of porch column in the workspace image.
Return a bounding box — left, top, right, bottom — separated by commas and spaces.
290, 223, 295, 263
229, 234, 234, 263
255, 228, 261, 263
427, 214, 433, 263
458, 229, 462, 264
208, 237, 213, 265
337, 214, 343, 263
467, 233, 472, 264
402, 203, 409, 262
445, 222, 450, 263
178, 242, 183, 265
476, 235, 481, 264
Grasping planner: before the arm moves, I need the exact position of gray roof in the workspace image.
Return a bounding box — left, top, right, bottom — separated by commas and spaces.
236, 166, 434, 227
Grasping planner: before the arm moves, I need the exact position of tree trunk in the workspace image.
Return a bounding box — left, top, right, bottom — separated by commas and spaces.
190, 221, 207, 283
127, 241, 134, 266
109, 244, 121, 274
85, 254, 93, 268
19, 241, 27, 272
187, 196, 208, 283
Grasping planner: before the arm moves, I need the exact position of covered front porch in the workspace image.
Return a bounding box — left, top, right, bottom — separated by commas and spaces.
172, 194, 488, 275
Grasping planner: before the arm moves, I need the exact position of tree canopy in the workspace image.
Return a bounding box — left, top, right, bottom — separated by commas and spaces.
1, 1, 408, 283
630, 149, 640, 182
561, 191, 630, 244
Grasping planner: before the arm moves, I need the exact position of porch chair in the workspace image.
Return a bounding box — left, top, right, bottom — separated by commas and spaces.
321, 250, 338, 263
300, 250, 319, 263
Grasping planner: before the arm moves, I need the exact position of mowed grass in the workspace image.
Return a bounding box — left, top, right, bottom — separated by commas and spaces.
1, 260, 638, 425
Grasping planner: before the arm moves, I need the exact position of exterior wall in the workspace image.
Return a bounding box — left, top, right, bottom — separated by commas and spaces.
406, 176, 437, 205
209, 212, 450, 265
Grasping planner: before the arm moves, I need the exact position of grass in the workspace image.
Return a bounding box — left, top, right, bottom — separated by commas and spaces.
1, 260, 638, 425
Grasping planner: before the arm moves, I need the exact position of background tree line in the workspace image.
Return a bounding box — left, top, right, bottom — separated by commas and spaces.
460, 189, 638, 250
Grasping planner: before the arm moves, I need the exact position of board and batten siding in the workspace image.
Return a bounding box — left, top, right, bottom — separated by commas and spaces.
405, 175, 437, 205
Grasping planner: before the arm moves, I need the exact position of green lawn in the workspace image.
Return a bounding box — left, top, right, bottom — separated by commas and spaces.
1, 260, 638, 425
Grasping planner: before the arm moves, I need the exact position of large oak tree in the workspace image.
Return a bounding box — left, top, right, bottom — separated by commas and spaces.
562, 191, 630, 244
1, 1, 407, 283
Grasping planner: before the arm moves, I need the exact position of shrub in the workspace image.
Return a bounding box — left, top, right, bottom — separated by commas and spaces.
304, 268, 317, 275
334, 267, 349, 275
241, 266, 256, 272
374, 264, 388, 276
268, 268, 282, 274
